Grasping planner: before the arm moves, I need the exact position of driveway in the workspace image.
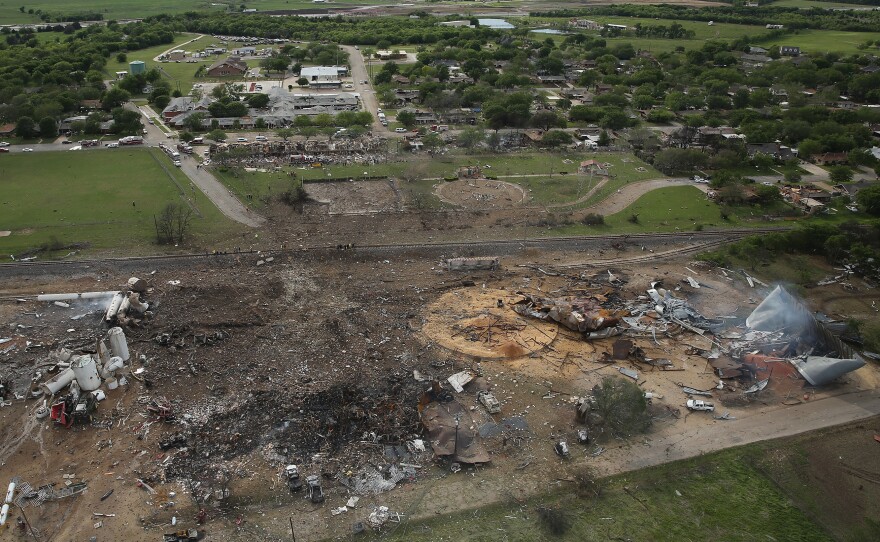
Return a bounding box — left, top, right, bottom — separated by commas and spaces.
340, 45, 388, 134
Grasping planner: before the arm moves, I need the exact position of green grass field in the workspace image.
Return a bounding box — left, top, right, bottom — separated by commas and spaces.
755, 28, 880, 55
0, 148, 240, 256
0, 0, 377, 25
371, 444, 834, 541
769, 0, 869, 8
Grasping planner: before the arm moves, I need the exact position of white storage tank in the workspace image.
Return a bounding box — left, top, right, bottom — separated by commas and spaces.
71, 355, 101, 391
107, 327, 130, 361
40, 367, 75, 395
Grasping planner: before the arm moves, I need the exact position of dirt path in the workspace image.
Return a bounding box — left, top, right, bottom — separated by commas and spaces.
576, 177, 701, 215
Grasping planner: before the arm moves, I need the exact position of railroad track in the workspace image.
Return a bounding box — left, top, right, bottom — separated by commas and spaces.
0, 228, 784, 278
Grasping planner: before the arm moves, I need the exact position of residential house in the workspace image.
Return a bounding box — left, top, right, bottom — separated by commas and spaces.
393, 89, 420, 107
811, 152, 848, 165
749, 46, 769, 55
835, 180, 876, 200
79, 99, 101, 111
392, 74, 411, 85
779, 46, 801, 56
58, 116, 88, 134
861, 65, 880, 74
166, 49, 186, 61
440, 109, 480, 125
536, 74, 566, 86
398, 108, 437, 125
747, 141, 796, 160
206, 56, 248, 77
0, 123, 16, 136
595, 83, 613, 95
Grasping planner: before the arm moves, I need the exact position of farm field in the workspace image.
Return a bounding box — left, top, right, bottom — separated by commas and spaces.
0, 0, 377, 25
755, 28, 880, 54
0, 148, 240, 256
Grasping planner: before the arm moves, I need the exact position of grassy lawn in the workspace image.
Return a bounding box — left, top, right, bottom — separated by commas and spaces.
372, 444, 833, 542
0, 148, 241, 256
755, 29, 880, 55
554, 185, 795, 235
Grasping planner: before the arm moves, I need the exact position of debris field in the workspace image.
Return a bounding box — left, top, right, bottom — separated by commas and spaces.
0, 244, 877, 541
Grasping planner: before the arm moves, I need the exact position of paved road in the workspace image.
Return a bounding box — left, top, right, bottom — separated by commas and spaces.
152, 34, 205, 62
340, 45, 389, 135
133, 104, 266, 228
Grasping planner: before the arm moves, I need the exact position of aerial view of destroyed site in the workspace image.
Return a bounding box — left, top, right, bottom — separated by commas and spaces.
4, 1, 880, 541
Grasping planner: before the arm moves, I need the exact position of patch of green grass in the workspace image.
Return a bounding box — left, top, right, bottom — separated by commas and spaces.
756, 29, 880, 55
0, 148, 241, 256
373, 446, 832, 542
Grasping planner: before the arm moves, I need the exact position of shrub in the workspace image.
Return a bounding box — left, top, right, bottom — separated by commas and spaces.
581, 213, 605, 226
590, 376, 651, 437
627, 213, 639, 224
279, 185, 309, 206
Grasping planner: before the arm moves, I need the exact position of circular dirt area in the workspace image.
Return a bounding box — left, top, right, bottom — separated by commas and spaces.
421, 288, 557, 359
435, 179, 528, 209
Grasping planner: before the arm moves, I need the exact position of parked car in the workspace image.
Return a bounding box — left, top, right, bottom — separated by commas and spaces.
254, 135, 267, 141
394, 128, 407, 133
237, 137, 248, 142
106, 142, 119, 148
0, 148, 9, 153
173, 160, 182, 167
686, 399, 715, 412
22, 148, 34, 152
344, 83, 353, 89
0, 141, 9, 147
62, 140, 73, 144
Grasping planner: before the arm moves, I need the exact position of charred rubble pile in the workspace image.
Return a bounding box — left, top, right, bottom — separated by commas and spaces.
162, 378, 426, 491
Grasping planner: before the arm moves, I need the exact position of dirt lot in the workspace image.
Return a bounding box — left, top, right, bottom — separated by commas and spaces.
0, 243, 877, 541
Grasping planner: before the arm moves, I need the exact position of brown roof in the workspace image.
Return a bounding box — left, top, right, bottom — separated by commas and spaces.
207, 57, 248, 74
0, 123, 14, 134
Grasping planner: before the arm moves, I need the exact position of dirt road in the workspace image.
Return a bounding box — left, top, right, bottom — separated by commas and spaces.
341, 45, 389, 134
